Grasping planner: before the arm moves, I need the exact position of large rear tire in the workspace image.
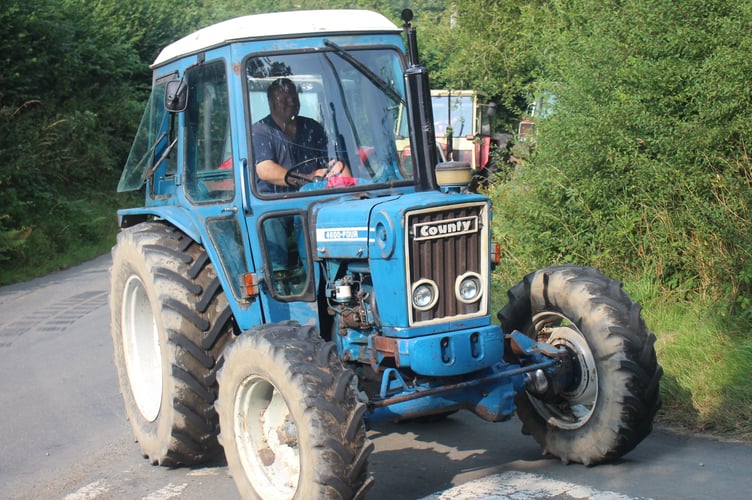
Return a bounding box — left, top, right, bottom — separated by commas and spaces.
110, 222, 236, 466
216, 321, 373, 499
498, 265, 662, 465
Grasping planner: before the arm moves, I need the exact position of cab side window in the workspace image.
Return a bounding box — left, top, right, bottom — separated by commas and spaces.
184, 61, 235, 202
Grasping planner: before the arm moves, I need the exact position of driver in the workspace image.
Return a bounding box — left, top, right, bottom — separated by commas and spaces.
251, 77, 348, 294
252, 77, 346, 193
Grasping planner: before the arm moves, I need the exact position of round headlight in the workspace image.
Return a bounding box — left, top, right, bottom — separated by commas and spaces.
456, 272, 483, 303
412, 279, 439, 311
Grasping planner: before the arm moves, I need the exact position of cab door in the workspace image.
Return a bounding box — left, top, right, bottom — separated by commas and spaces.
181, 56, 261, 328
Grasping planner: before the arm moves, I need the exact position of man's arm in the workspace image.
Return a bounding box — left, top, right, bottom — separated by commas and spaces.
256, 158, 342, 187
255, 159, 292, 187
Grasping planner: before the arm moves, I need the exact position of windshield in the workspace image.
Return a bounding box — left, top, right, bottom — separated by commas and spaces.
118, 81, 170, 192
247, 49, 410, 197
432, 94, 474, 138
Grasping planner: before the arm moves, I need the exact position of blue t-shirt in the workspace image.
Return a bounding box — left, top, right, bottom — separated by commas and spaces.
252, 115, 328, 193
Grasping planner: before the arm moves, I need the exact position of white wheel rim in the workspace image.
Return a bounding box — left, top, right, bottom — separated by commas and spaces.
528, 312, 598, 430
121, 275, 163, 422
234, 376, 300, 500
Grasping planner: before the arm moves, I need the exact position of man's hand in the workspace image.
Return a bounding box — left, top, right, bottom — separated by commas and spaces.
312, 160, 349, 180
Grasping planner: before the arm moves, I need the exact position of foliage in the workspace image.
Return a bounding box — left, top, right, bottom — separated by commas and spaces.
0, 0, 197, 279
418, 1, 548, 125
492, 0, 752, 308
486, 0, 752, 439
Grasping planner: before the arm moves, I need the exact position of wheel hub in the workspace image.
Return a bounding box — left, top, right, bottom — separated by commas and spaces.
548, 326, 598, 405
527, 313, 599, 430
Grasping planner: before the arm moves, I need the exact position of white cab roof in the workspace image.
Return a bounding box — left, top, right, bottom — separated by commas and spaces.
153, 9, 401, 68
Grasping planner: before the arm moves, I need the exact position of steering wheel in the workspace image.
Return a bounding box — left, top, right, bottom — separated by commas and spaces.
284, 157, 332, 188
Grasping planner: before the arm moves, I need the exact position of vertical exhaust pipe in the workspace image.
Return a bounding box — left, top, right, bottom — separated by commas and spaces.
402, 9, 438, 192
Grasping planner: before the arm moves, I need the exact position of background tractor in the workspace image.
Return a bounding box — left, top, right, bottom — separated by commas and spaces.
512, 89, 556, 163
110, 9, 661, 499
397, 89, 511, 185
431, 89, 510, 180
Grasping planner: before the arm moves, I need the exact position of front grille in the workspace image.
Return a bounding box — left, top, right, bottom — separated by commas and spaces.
406, 202, 488, 325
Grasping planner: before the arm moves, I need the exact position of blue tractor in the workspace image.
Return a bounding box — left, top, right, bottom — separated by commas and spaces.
110, 9, 661, 499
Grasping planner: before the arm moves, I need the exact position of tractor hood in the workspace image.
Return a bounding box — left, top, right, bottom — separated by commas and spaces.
311, 194, 402, 260
311, 190, 488, 262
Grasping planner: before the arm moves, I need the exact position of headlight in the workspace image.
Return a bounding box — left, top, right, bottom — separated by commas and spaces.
412, 279, 439, 311
455, 272, 483, 304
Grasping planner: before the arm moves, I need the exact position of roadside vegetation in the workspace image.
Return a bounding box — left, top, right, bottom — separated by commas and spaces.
2, 0, 750, 439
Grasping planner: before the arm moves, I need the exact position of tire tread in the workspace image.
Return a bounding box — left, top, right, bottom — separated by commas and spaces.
110, 221, 235, 467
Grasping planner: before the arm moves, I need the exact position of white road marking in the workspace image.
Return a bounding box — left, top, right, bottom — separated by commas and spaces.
63, 480, 109, 500
420, 471, 649, 500
65, 479, 191, 500
62, 470, 646, 500
141, 482, 188, 500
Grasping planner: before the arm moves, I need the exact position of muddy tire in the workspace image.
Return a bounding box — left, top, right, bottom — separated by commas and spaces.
498, 265, 662, 465
110, 221, 236, 466
216, 321, 373, 499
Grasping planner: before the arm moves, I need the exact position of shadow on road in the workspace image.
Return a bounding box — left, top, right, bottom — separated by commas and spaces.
367, 413, 550, 499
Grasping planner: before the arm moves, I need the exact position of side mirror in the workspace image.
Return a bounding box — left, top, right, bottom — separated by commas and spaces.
165, 79, 187, 112
486, 101, 497, 117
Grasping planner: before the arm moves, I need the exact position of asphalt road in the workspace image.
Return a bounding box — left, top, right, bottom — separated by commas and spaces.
1, 254, 751, 499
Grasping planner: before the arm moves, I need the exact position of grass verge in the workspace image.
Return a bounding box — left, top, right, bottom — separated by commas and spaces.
0, 196, 124, 286
626, 275, 752, 440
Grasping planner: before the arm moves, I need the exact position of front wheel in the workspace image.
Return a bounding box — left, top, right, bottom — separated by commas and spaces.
498, 265, 662, 465
216, 321, 373, 499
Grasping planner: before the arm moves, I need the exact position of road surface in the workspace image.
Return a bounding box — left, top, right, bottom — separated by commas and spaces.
1, 255, 750, 499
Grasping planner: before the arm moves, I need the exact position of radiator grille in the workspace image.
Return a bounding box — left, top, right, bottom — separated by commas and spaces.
406, 202, 488, 325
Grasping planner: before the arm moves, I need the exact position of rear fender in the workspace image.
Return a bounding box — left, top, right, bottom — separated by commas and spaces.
118, 206, 202, 244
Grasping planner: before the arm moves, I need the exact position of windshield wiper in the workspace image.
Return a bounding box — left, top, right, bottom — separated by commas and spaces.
323, 40, 405, 105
